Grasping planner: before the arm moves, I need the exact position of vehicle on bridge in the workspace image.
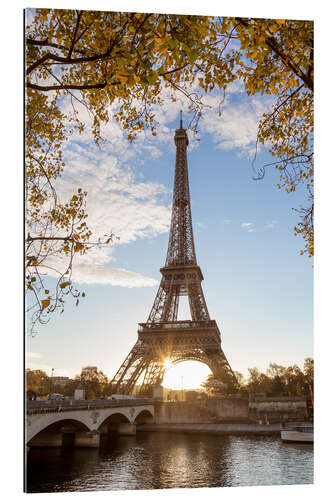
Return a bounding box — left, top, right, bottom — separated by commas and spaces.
48, 393, 64, 400
108, 394, 136, 400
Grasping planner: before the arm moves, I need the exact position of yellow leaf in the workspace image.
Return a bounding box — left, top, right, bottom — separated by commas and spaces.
41, 299, 50, 310
59, 281, 70, 289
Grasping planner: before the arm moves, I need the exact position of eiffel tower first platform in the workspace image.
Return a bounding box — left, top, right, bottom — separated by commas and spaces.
110, 113, 237, 396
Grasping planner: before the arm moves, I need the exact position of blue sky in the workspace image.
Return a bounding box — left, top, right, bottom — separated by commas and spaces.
26, 76, 313, 384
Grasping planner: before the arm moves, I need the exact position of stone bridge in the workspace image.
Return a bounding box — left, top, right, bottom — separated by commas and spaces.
25, 396, 308, 449
26, 399, 155, 448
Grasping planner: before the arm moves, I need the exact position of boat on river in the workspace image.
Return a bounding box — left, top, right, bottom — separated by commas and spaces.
281, 423, 313, 443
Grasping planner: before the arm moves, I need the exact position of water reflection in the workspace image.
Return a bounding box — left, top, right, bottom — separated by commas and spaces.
26, 432, 313, 493
225, 436, 313, 487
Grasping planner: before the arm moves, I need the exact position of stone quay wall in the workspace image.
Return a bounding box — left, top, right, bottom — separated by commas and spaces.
248, 397, 308, 423
155, 398, 249, 424
154, 397, 308, 425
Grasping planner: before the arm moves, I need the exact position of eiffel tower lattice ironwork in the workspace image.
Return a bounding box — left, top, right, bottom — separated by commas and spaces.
110, 113, 237, 395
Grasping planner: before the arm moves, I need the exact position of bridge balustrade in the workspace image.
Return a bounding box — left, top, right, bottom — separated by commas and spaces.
26, 398, 155, 415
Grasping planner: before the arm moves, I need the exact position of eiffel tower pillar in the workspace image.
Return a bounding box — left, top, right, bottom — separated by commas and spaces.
110, 112, 237, 396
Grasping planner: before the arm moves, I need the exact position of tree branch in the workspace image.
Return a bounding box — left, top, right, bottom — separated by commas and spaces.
235, 18, 313, 92
67, 10, 82, 60
261, 83, 305, 126
26, 38, 93, 58
26, 49, 113, 76
27, 81, 108, 91
27, 38, 54, 46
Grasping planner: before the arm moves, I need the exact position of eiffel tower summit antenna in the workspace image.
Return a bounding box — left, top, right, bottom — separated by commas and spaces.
110, 115, 237, 395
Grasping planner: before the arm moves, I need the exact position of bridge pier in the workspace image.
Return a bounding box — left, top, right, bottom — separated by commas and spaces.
29, 430, 101, 448
74, 430, 100, 448
117, 423, 136, 435
29, 432, 63, 447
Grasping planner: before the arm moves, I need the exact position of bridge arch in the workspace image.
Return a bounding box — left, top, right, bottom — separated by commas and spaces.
27, 413, 95, 443
27, 417, 90, 446
98, 411, 130, 430
134, 409, 154, 424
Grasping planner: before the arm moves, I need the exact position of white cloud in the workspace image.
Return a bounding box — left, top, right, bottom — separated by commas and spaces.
224, 219, 232, 224
264, 220, 278, 229
40, 141, 172, 286
71, 264, 158, 287
199, 94, 272, 156
241, 222, 256, 233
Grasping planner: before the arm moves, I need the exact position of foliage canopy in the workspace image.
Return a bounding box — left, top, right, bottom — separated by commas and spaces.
202, 358, 313, 397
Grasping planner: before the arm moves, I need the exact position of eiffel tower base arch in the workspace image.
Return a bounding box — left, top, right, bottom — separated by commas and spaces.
110, 321, 236, 396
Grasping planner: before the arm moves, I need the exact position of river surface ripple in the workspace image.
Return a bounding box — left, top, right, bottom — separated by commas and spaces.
26, 432, 313, 492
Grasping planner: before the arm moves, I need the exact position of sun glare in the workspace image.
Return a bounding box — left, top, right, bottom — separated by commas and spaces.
164, 358, 173, 370
162, 361, 211, 390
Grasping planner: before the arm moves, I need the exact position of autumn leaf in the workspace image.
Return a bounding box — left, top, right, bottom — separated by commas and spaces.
59, 281, 70, 289
41, 299, 50, 310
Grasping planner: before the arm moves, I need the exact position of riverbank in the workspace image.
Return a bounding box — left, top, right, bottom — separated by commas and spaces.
137, 422, 282, 436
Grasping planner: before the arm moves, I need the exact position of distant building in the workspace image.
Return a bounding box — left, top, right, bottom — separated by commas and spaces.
164, 388, 185, 402
52, 376, 69, 388
163, 388, 206, 402
74, 382, 85, 400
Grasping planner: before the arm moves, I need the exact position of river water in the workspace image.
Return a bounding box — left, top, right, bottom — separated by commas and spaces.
26, 432, 313, 492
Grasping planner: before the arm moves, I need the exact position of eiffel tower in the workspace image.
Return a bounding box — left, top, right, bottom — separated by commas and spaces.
110, 113, 236, 395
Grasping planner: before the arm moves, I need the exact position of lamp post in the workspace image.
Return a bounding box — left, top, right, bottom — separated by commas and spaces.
49, 367, 54, 397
